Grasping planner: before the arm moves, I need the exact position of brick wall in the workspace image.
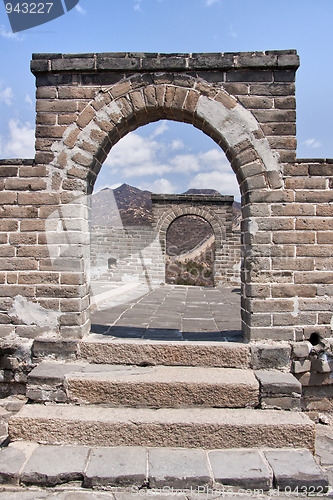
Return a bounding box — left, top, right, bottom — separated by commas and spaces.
0, 50, 332, 345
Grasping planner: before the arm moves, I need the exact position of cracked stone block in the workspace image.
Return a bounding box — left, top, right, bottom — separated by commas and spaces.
21, 444, 89, 486
0, 442, 37, 485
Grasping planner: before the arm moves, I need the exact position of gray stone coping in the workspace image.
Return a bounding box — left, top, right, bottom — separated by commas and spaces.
31, 50, 300, 74
0, 443, 329, 494
151, 194, 234, 204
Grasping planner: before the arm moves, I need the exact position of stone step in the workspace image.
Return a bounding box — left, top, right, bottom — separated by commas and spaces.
66, 364, 259, 408
27, 361, 259, 408
9, 405, 315, 450
0, 442, 329, 493
79, 337, 251, 368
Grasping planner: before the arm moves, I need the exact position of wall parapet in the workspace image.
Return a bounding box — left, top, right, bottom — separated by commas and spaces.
31, 50, 300, 75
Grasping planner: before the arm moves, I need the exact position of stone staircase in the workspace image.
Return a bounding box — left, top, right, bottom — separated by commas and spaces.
3, 338, 331, 494
9, 339, 316, 451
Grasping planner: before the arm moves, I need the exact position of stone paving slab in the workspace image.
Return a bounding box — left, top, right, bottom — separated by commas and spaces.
208, 449, 272, 490
148, 448, 211, 489
0, 444, 332, 497
264, 449, 329, 491
21, 445, 90, 486
90, 285, 242, 341
84, 447, 147, 488
0, 442, 37, 485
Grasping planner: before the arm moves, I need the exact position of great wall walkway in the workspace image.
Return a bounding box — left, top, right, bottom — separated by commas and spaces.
90, 284, 242, 342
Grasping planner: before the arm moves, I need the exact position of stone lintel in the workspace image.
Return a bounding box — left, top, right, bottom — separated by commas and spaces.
31, 50, 300, 75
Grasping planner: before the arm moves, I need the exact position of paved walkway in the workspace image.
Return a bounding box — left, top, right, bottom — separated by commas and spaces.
0, 425, 332, 498
90, 284, 242, 342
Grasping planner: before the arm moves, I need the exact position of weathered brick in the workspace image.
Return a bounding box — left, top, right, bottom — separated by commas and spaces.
36, 113, 57, 125
17, 193, 60, 206
58, 87, 97, 99
272, 231, 315, 244
295, 191, 333, 203
5, 178, 46, 191
0, 206, 38, 218
37, 100, 77, 113
18, 273, 59, 285
76, 106, 95, 128
9, 233, 37, 245
36, 125, 67, 139
271, 204, 315, 217
58, 114, 77, 125
19, 165, 47, 177
251, 109, 296, 123
36, 87, 57, 99
296, 218, 333, 231
285, 178, 328, 190
297, 245, 333, 257
295, 271, 333, 284
272, 257, 314, 271
271, 284, 317, 298
237, 95, 273, 109
63, 127, 80, 148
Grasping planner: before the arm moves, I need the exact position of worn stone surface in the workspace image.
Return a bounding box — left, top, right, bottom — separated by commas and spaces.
79, 338, 251, 368
84, 446, 147, 488
66, 365, 259, 408
251, 345, 291, 370
264, 449, 329, 490
255, 370, 301, 395
0, 442, 37, 485
9, 404, 315, 450
209, 449, 272, 489
148, 448, 211, 488
20, 444, 89, 486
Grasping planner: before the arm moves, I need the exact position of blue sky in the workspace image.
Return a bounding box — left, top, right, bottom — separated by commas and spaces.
0, 0, 333, 201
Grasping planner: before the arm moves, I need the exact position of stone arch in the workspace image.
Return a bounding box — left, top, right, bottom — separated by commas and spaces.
157, 205, 224, 249
22, 50, 300, 340
150, 194, 238, 286
50, 75, 282, 199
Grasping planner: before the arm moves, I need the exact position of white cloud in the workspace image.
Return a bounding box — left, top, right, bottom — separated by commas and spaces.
0, 119, 35, 158
105, 124, 232, 185
189, 170, 240, 199
205, 0, 220, 5
75, 4, 87, 15
150, 121, 169, 138
0, 85, 14, 106
0, 25, 24, 41
302, 138, 321, 148
171, 139, 184, 150
134, 0, 142, 10
106, 133, 163, 170
228, 25, 238, 38
139, 178, 178, 193
25, 94, 33, 107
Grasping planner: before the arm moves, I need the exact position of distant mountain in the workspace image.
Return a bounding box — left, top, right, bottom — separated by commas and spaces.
91, 184, 241, 228
91, 184, 153, 227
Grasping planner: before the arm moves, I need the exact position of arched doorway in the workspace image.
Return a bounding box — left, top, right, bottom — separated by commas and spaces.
165, 215, 215, 287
